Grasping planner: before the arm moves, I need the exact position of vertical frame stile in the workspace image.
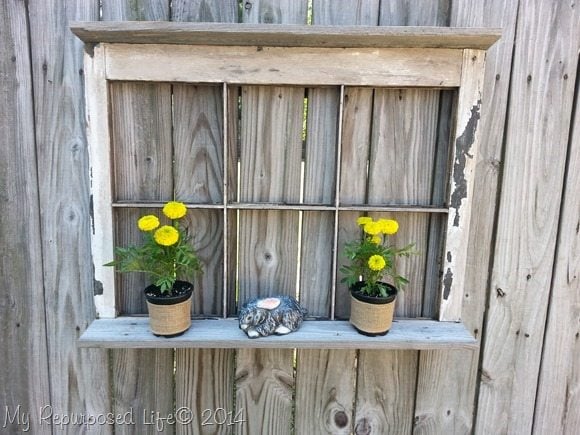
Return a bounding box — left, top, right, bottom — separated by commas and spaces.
86, 44, 116, 319
330, 85, 346, 320
222, 82, 228, 319
439, 49, 486, 321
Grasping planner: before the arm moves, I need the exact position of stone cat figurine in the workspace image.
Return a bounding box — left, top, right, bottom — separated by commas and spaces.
239, 295, 307, 338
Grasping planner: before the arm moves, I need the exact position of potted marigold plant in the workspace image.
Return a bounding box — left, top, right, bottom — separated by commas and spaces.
340, 216, 415, 336
105, 201, 202, 337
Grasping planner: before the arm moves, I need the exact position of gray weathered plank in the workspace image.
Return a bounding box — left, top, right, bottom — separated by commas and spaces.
235, 84, 304, 435
103, 3, 175, 434
438, 49, 486, 322
533, 47, 580, 433
70, 21, 501, 49
173, 84, 224, 315
109, 81, 173, 313
79, 318, 477, 349
103, 43, 464, 88
234, 6, 307, 434
171, 0, 238, 22
293, 5, 381, 434
27, 0, 112, 432
475, 1, 580, 433
336, 86, 375, 319
0, 1, 51, 432
352, 5, 451, 435
171, 6, 238, 435
413, 1, 519, 433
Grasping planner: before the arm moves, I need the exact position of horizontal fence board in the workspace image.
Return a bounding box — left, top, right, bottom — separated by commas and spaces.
70, 21, 501, 49
78, 318, 477, 349
104, 44, 463, 87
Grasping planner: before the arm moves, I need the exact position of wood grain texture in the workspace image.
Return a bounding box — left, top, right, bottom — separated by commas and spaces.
413, 1, 519, 433
27, 0, 113, 432
171, 5, 238, 435
438, 49, 486, 321
312, 0, 379, 25
299, 88, 340, 316
475, 1, 580, 433
379, 0, 449, 26
295, 349, 357, 435
242, 0, 307, 24
104, 43, 463, 87
234, 5, 306, 434
70, 21, 501, 49
294, 5, 382, 433
175, 348, 235, 435
85, 45, 116, 318
173, 84, 224, 315
534, 50, 580, 433
353, 7, 451, 435
368, 89, 440, 317
171, 0, 238, 23
336, 87, 374, 319
79, 318, 478, 350
103, 3, 175, 434
109, 82, 173, 313
355, 350, 417, 434
0, 1, 51, 432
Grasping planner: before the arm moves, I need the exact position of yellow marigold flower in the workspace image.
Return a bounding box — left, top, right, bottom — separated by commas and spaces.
368, 255, 386, 271
370, 235, 382, 244
357, 216, 373, 226
379, 218, 399, 235
163, 201, 187, 220
363, 221, 382, 236
137, 215, 160, 232
154, 225, 179, 246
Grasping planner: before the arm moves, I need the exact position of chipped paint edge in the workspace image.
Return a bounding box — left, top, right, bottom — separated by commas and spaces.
439, 49, 486, 321
85, 45, 117, 319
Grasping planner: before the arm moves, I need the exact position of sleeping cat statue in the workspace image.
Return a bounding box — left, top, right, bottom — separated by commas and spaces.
239, 295, 307, 338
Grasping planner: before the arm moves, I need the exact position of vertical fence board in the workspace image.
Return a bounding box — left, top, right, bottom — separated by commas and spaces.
235, 7, 307, 434
0, 1, 51, 433
110, 81, 174, 313
103, 3, 174, 434
299, 88, 339, 316
355, 89, 440, 435
475, 1, 580, 433
352, 6, 449, 435
312, 0, 379, 25
109, 82, 175, 435
368, 89, 439, 317
27, 0, 113, 433
295, 88, 357, 434
171, 7, 237, 435
532, 20, 580, 435
173, 84, 224, 315
293, 4, 381, 433
235, 84, 304, 435
413, 1, 519, 433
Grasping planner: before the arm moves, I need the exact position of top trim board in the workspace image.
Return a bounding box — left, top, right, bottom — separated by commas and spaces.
70, 22, 501, 49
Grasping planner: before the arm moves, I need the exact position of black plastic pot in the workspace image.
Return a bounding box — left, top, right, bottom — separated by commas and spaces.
144, 280, 193, 305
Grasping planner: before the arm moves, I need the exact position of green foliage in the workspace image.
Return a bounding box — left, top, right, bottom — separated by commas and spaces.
105, 205, 202, 293
340, 217, 416, 297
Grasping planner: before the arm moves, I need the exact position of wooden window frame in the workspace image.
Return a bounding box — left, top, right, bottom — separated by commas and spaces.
73, 22, 500, 348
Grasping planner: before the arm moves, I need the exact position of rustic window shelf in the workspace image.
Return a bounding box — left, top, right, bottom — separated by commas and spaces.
78, 318, 477, 350
73, 22, 498, 350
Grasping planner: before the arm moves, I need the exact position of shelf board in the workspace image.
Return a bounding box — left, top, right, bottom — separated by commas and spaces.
78, 317, 477, 350
70, 22, 501, 50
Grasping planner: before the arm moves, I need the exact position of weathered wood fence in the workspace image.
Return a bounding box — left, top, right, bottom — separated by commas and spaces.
1, 1, 579, 434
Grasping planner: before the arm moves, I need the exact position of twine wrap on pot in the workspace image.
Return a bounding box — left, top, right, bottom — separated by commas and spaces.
146, 296, 192, 336
350, 294, 395, 334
